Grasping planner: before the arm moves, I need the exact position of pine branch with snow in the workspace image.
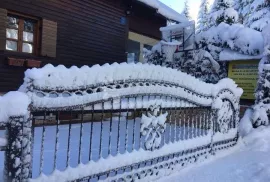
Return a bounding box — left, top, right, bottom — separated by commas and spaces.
246, 0, 270, 31
208, 0, 239, 29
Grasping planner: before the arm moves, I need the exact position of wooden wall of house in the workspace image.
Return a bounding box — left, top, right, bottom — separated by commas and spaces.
129, 2, 167, 40
0, 0, 128, 92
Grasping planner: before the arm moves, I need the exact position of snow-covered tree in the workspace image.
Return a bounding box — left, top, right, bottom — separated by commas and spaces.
144, 43, 223, 83
236, 0, 252, 25
208, 0, 239, 28
246, 0, 270, 31
182, 0, 192, 20
252, 24, 270, 127
197, 0, 209, 33
255, 24, 270, 104
199, 0, 239, 62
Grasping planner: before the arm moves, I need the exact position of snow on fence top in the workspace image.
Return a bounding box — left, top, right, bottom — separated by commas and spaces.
137, 0, 188, 23
0, 91, 30, 123
21, 63, 243, 110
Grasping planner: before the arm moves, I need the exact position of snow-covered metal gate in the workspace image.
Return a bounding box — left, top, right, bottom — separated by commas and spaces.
2, 63, 242, 182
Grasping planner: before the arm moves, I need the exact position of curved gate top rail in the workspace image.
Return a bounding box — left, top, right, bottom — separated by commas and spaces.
20, 63, 243, 111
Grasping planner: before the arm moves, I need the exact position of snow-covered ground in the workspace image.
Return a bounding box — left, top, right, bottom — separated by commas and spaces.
158, 126, 270, 182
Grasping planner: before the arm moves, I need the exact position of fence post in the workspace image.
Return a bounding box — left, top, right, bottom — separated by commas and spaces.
210, 109, 217, 156
4, 112, 32, 182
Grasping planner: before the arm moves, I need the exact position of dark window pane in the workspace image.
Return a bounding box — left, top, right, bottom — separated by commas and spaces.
7, 16, 18, 29
127, 39, 140, 63
24, 20, 34, 32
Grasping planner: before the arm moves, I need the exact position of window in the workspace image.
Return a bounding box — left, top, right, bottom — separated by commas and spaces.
6, 13, 38, 54
127, 39, 140, 63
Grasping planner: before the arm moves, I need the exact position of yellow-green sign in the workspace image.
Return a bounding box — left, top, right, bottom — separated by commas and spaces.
228, 60, 259, 100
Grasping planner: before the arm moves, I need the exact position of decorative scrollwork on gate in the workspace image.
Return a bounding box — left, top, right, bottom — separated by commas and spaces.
217, 100, 233, 133
140, 105, 168, 151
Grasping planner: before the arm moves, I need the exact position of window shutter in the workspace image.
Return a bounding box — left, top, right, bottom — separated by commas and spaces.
41, 19, 57, 57
0, 8, 7, 51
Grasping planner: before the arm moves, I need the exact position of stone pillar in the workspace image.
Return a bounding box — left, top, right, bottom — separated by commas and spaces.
4, 113, 32, 182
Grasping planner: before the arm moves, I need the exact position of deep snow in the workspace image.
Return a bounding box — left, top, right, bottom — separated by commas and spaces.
158, 126, 270, 182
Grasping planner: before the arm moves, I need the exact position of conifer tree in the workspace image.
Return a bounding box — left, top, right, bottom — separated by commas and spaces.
182, 0, 192, 20
197, 0, 209, 33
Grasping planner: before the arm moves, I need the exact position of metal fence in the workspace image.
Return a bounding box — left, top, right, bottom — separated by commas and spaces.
1, 63, 241, 182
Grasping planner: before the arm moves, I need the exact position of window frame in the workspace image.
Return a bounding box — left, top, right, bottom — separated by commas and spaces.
6, 11, 40, 55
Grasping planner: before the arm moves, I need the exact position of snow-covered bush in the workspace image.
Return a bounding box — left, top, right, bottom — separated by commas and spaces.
239, 108, 254, 137
144, 43, 224, 83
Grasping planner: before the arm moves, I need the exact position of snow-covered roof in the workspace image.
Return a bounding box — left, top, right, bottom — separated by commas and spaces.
219, 49, 263, 61
137, 0, 188, 23
160, 21, 194, 31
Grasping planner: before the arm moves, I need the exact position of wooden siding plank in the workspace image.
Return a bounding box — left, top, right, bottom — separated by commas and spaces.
41, 19, 57, 58
0, 8, 7, 51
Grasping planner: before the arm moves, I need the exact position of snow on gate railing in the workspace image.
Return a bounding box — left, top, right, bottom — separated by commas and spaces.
1, 63, 243, 182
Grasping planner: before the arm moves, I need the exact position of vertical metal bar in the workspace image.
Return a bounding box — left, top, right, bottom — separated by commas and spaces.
66, 111, 72, 168
132, 96, 137, 151
20, 116, 24, 182
78, 109, 84, 164
99, 102, 105, 158
195, 107, 198, 138
174, 98, 177, 142
197, 108, 200, 138
199, 109, 202, 137
204, 109, 208, 136
29, 116, 35, 178
186, 102, 190, 140
39, 112, 46, 175
189, 107, 192, 139
117, 97, 122, 153
183, 101, 186, 140
53, 111, 60, 171
139, 96, 144, 149
162, 96, 167, 146
197, 109, 200, 137
169, 96, 173, 143
179, 102, 182, 141
125, 97, 129, 152
108, 99, 113, 156
192, 107, 195, 139
89, 105, 94, 161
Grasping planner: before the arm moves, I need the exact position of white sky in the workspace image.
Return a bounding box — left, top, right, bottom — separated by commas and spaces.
159, 0, 214, 22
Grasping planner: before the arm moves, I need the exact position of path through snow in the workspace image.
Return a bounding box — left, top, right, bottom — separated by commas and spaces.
158, 126, 270, 182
